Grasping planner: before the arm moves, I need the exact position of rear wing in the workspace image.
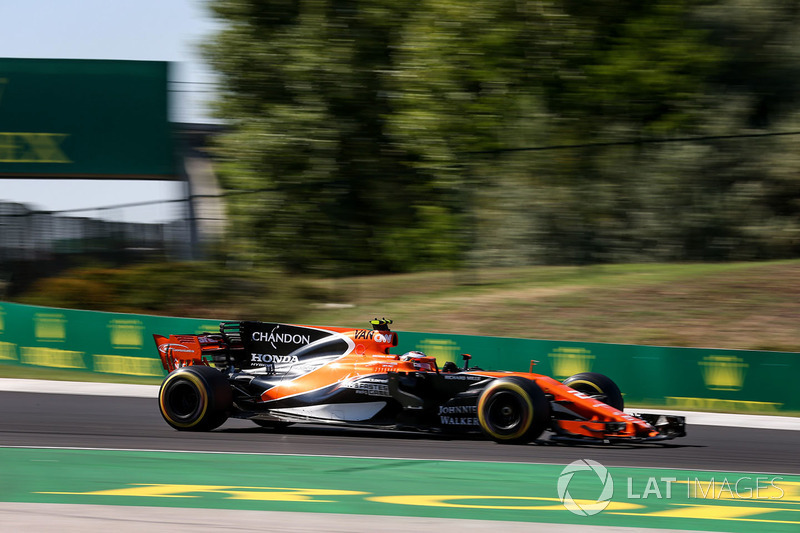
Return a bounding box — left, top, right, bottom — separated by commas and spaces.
154, 320, 395, 373
154, 333, 219, 372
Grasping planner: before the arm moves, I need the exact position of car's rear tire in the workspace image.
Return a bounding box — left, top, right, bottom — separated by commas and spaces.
562, 372, 624, 411
158, 365, 232, 431
477, 377, 550, 444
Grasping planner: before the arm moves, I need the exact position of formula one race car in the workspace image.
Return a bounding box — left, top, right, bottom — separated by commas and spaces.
154, 319, 685, 444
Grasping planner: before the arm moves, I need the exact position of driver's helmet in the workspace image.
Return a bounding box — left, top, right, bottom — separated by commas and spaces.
400, 350, 426, 361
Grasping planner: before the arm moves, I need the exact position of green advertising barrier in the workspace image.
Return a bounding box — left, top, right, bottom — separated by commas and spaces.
0, 301, 798, 413
0, 301, 218, 379
398, 332, 800, 413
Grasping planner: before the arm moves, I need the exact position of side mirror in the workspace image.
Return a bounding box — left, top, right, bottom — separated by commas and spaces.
461, 353, 472, 371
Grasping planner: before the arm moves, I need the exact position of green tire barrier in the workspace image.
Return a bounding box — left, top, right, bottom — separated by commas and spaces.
0, 301, 798, 413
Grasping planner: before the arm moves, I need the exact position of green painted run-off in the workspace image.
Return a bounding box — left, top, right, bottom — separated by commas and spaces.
0, 447, 798, 532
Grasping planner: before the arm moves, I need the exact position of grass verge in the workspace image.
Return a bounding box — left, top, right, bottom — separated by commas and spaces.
304, 260, 800, 352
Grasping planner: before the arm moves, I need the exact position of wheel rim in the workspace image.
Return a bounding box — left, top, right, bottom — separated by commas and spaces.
167, 381, 201, 420
486, 391, 525, 432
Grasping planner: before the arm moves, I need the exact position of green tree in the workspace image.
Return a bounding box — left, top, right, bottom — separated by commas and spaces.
204, 0, 463, 274
388, 0, 728, 265
203, 0, 800, 272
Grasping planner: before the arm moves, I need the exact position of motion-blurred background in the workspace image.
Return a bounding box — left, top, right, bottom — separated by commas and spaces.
2, 0, 799, 351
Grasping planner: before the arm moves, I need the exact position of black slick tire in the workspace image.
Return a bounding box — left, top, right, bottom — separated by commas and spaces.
158, 365, 232, 431
477, 377, 550, 444
562, 372, 624, 411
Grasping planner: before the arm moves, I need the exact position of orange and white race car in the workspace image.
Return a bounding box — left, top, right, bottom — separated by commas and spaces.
154, 319, 685, 444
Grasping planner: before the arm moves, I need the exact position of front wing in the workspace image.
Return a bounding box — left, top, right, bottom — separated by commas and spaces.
550, 412, 686, 443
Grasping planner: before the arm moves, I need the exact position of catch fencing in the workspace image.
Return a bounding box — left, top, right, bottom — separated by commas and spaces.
0, 201, 191, 263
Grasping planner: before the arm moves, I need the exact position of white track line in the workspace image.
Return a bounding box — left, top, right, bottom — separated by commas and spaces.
0, 378, 158, 398
1, 378, 798, 430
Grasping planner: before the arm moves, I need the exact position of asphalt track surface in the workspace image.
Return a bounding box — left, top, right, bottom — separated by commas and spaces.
2, 391, 798, 474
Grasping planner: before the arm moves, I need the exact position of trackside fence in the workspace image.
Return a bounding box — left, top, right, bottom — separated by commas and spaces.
0, 301, 797, 413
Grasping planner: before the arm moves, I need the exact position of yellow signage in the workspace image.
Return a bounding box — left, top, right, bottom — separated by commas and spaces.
93, 354, 163, 376
33, 313, 67, 342
699, 355, 748, 391
666, 396, 781, 412
108, 319, 144, 349
19, 347, 85, 368
0, 341, 18, 361
0, 132, 70, 163
416, 338, 461, 364
549, 346, 594, 379
0, 81, 70, 163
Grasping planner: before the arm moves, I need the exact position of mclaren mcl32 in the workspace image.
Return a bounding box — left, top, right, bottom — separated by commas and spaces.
154, 320, 685, 444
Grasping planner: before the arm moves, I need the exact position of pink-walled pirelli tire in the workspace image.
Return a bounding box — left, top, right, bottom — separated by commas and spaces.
562, 372, 625, 411
477, 377, 550, 444
158, 366, 232, 431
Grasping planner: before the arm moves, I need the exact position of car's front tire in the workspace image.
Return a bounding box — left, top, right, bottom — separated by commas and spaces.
158, 365, 232, 431
562, 372, 624, 411
477, 377, 550, 444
